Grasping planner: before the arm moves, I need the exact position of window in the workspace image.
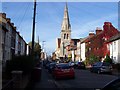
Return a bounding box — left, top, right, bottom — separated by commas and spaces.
114, 42, 116, 51
64, 34, 66, 39
89, 48, 91, 51
67, 34, 68, 39
114, 57, 116, 61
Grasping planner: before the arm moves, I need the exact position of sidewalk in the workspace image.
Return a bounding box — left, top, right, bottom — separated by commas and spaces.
25, 67, 58, 90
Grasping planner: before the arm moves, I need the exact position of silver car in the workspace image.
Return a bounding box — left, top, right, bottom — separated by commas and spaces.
90, 62, 112, 74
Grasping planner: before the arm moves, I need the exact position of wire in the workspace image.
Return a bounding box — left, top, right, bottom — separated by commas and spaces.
17, 3, 31, 30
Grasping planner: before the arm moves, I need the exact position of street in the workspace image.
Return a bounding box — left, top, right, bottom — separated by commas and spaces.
28, 67, 118, 90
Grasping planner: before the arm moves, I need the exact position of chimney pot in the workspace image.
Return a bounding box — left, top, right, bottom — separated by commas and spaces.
2, 13, 6, 18
96, 27, 102, 35
89, 32, 95, 37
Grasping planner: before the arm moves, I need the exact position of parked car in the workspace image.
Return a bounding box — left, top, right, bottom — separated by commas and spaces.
101, 77, 120, 90
48, 62, 56, 73
68, 61, 75, 67
52, 63, 75, 79
77, 62, 86, 69
45, 61, 52, 69
90, 62, 112, 74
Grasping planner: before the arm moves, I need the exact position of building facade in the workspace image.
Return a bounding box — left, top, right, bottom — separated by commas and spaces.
56, 3, 80, 61
108, 33, 120, 64
0, 13, 27, 66
60, 3, 71, 58
81, 22, 119, 62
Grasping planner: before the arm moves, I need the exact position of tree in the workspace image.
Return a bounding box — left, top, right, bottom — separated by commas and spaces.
89, 54, 99, 65
28, 41, 41, 58
104, 54, 113, 64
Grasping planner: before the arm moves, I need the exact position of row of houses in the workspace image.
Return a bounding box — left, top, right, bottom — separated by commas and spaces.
56, 22, 120, 64
79, 22, 120, 64
55, 3, 120, 64
0, 13, 27, 66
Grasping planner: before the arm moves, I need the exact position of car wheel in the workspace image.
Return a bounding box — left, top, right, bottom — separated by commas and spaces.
98, 70, 101, 74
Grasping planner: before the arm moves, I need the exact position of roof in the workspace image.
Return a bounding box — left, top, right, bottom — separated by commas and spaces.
71, 39, 79, 41
108, 33, 120, 42
80, 37, 89, 43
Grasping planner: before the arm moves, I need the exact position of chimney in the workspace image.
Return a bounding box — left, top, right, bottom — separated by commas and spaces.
96, 27, 102, 35
14, 26, 16, 30
89, 32, 95, 37
6, 18, 11, 22
11, 23, 14, 26
17, 31, 20, 35
2, 13, 6, 18
103, 22, 112, 31
104, 22, 112, 26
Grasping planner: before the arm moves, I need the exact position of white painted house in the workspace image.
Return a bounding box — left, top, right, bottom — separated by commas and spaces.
81, 42, 86, 62
109, 33, 120, 64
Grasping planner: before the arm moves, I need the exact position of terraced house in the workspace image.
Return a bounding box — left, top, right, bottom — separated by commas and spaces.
81, 22, 120, 62
0, 13, 27, 66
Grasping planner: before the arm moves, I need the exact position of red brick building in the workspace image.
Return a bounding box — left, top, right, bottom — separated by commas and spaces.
85, 22, 119, 61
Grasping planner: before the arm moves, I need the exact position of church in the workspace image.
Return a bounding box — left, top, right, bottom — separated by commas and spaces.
55, 3, 79, 61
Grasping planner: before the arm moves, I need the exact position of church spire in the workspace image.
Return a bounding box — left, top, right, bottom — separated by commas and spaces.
61, 2, 71, 31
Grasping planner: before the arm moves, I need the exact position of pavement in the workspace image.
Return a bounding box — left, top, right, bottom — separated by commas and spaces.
25, 67, 59, 90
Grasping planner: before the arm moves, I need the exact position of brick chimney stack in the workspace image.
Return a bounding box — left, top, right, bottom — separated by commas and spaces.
96, 27, 102, 35
103, 22, 112, 31
89, 31, 95, 37
6, 18, 11, 22
2, 13, 6, 18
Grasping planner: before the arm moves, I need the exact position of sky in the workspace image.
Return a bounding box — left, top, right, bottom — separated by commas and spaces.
1, 1, 119, 55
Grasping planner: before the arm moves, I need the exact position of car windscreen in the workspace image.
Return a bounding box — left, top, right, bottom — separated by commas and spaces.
57, 64, 70, 69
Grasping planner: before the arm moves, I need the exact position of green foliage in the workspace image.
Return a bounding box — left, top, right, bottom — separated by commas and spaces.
89, 54, 99, 65
28, 41, 41, 56
104, 54, 113, 64
84, 58, 89, 66
6, 55, 38, 75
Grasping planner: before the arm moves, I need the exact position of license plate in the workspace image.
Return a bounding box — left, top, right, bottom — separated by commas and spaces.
63, 69, 69, 72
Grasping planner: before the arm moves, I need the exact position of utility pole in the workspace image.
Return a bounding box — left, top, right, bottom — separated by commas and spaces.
31, 0, 37, 55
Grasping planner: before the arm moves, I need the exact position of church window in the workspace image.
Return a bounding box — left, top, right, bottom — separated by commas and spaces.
67, 34, 68, 39
64, 34, 66, 39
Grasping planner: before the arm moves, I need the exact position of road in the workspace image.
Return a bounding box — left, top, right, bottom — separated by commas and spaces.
28, 68, 118, 90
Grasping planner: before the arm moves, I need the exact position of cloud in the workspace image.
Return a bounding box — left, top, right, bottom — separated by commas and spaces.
71, 13, 118, 39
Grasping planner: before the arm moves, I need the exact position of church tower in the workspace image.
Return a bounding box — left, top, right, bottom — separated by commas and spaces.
60, 3, 71, 57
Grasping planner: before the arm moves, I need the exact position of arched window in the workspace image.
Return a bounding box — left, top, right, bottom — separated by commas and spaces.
64, 34, 66, 39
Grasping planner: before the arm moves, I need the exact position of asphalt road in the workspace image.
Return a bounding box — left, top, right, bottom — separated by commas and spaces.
28, 68, 118, 90
54, 69, 118, 90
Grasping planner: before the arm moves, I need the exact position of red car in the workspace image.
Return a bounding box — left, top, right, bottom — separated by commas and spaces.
52, 63, 75, 79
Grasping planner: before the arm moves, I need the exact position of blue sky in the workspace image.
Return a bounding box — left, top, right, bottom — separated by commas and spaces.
1, 1, 119, 55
